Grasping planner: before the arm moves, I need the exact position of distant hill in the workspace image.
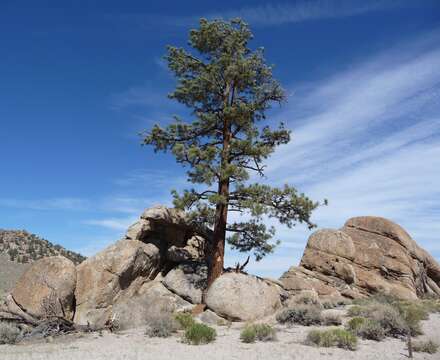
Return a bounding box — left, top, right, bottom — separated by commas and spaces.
0, 230, 85, 296
0, 229, 85, 265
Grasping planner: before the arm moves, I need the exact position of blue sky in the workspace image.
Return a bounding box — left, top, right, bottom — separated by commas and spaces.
1, 0, 439, 277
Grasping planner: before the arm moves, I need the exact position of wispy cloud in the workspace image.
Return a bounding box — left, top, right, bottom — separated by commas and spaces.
0, 197, 90, 211
83, 217, 137, 231
120, 0, 419, 30
209, 0, 407, 27
250, 29, 440, 272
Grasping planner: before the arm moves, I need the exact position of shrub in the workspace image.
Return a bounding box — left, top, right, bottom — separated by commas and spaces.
295, 293, 319, 305
146, 315, 177, 338
368, 303, 408, 337
347, 317, 386, 341
175, 312, 196, 330
322, 311, 342, 326
183, 323, 216, 345
420, 299, 440, 313
357, 319, 386, 341
0, 322, 21, 345
306, 328, 357, 351
240, 324, 276, 343
276, 305, 322, 326
412, 340, 439, 354
348, 303, 408, 338
346, 317, 367, 333
347, 305, 365, 317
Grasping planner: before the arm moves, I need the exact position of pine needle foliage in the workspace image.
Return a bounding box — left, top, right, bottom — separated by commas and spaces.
143, 18, 322, 284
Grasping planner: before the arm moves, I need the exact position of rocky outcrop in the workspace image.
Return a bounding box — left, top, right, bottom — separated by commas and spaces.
74, 240, 160, 325
162, 262, 207, 304
280, 216, 440, 301
205, 272, 283, 321
11, 256, 77, 320
124, 206, 210, 263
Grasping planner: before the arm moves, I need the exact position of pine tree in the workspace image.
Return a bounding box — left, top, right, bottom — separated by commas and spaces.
144, 18, 322, 289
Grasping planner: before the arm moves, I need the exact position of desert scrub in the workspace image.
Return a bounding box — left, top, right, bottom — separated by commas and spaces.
306, 328, 357, 351
412, 339, 439, 354
357, 319, 386, 341
0, 322, 21, 345
146, 315, 177, 338
183, 323, 216, 345
175, 312, 196, 330
295, 293, 320, 305
347, 305, 365, 317
322, 311, 342, 326
348, 303, 408, 338
276, 305, 322, 326
346, 317, 386, 341
240, 324, 276, 343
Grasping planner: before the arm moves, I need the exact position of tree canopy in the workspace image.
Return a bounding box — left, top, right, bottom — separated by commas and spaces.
143, 18, 322, 286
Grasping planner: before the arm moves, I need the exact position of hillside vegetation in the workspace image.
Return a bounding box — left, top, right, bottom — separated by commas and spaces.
0, 230, 85, 265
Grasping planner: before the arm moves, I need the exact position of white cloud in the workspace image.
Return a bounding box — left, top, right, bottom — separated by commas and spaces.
83, 217, 137, 231
132, 0, 416, 29
249, 30, 440, 273
0, 197, 90, 211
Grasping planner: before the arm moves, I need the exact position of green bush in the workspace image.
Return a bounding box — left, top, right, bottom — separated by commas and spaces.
276, 305, 322, 326
346, 317, 367, 333
184, 323, 216, 345
348, 303, 408, 338
357, 319, 386, 341
346, 317, 385, 341
146, 315, 177, 338
412, 339, 439, 354
240, 324, 276, 343
306, 328, 357, 351
0, 322, 21, 345
175, 312, 196, 330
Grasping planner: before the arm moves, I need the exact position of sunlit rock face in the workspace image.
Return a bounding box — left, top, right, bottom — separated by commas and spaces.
280, 216, 440, 301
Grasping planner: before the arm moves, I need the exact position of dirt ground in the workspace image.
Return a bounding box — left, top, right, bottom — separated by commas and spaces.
1, 313, 439, 360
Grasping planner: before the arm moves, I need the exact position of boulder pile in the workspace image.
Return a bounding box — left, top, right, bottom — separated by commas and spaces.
1, 209, 439, 331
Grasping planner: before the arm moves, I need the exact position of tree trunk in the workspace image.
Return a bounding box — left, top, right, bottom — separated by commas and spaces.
207, 179, 229, 289
205, 82, 232, 293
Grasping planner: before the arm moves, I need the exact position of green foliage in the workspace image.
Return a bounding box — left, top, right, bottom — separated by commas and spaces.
356, 319, 386, 341
346, 317, 367, 333
276, 305, 322, 326
306, 328, 357, 351
143, 18, 321, 262
347, 302, 409, 338
240, 323, 276, 343
0, 322, 21, 345
183, 323, 216, 345
146, 315, 177, 338
174, 312, 196, 330
412, 339, 439, 354
420, 299, 440, 313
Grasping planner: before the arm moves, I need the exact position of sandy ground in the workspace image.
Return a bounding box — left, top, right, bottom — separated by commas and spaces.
1, 314, 440, 360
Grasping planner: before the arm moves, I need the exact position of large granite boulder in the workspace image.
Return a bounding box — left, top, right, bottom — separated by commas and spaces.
280, 216, 440, 301
74, 240, 160, 325
11, 256, 76, 320
124, 205, 210, 264
205, 272, 282, 321
111, 281, 192, 330
162, 262, 207, 304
